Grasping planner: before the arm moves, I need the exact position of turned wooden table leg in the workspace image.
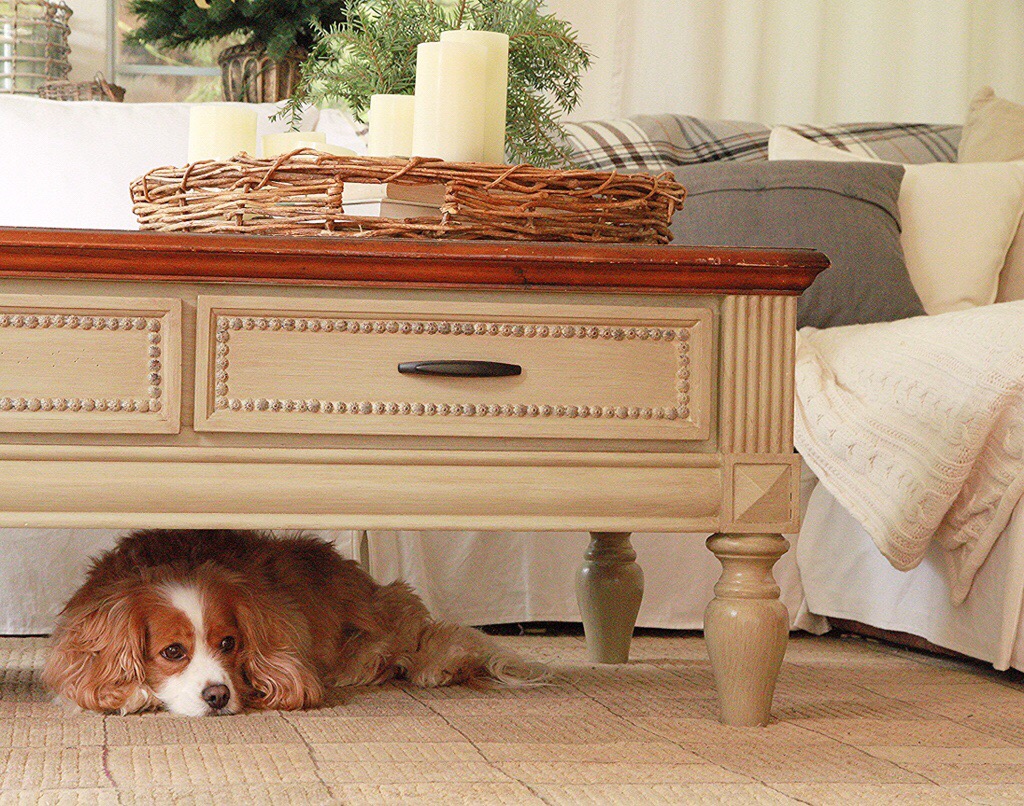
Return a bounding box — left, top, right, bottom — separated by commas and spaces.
704, 532, 789, 726
575, 531, 644, 664
356, 530, 371, 571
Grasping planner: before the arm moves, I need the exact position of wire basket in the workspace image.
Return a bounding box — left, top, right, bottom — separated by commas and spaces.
130, 152, 686, 244
37, 72, 125, 102
0, 0, 72, 95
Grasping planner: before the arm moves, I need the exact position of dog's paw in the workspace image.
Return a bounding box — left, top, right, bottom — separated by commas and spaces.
51, 694, 86, 713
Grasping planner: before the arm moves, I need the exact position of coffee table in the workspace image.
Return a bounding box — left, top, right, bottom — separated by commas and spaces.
0, 227, 826, 726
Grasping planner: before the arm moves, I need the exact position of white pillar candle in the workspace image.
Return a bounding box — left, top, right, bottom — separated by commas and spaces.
439, 30, 509, 164
262, 131, 327, 157
367, 94, 417, 158
411, 40, 488, 163
317, 144, 358, 156
187, 104, 258, 162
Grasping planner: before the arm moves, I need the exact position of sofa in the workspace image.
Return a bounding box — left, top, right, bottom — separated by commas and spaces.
556, 107, 1024, 673
2, 91, 1024, 675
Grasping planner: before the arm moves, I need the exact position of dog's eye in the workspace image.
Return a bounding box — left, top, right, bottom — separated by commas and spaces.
160, 643, 186, 661
219, 636, 236, 653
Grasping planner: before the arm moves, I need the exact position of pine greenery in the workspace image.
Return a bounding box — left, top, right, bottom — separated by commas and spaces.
126, 0, 352, 63
283, 0, 591, 167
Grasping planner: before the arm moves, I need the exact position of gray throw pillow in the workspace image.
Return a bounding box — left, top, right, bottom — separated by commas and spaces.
671, 161, 925, 329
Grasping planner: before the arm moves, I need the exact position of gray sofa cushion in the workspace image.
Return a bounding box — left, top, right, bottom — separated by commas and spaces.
671, 160, 926, 329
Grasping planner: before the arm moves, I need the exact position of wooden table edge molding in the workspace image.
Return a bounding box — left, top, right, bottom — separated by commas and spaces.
0, 226, 828, 727
0, 227, 828, 293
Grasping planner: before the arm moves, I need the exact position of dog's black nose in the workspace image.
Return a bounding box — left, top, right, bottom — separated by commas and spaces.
202, 684, 230, 711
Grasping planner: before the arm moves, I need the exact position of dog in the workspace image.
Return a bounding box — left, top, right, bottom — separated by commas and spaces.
43, 529, 543, 716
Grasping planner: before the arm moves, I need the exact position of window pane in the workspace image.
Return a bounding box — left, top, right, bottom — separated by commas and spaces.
115, 0, 240, 102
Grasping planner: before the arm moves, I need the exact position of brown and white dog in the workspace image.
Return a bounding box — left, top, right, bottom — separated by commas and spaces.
44, 529, 542, 716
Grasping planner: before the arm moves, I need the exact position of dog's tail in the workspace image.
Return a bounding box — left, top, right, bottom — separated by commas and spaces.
408, 620, 550, 689
478, 632, 551, 689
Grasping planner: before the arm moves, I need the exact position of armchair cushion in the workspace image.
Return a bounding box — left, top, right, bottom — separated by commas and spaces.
769, 127, 1024, 315
563, 113, 960, 172
671, 160, 922, 329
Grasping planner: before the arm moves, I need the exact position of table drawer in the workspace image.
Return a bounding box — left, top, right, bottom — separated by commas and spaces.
0, 294, 181, 434
195, 295, 712, 441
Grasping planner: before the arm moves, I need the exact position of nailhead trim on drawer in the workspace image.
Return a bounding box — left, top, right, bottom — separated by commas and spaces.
213, 315, 693, 422
0, 313, 164, 414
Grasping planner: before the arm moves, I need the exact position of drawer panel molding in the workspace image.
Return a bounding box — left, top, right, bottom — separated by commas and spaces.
214, 315, 693, 421
0, 294, 182, 434
196, 296, 712, 441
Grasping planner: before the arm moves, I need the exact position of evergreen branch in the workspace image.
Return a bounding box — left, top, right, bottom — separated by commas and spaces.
127, 0, 352, 62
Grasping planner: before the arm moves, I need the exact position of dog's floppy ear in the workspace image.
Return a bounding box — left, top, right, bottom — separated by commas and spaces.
43, 582, 150, 713
233, 590, 324, 711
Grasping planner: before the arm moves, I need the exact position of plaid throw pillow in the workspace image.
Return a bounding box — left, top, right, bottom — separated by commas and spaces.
564, 114, 961, 172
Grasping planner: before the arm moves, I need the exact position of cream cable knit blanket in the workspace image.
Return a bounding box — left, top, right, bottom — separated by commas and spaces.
794, 301, 1024, 603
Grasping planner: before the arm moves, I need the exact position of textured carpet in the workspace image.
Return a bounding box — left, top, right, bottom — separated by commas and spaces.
2, 631, 1024, 804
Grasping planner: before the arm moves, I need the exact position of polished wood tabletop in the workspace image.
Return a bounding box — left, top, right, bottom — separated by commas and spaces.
0, 227, 828, 294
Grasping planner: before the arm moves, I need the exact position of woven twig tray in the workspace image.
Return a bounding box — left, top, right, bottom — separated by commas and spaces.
130, 152, 685, 244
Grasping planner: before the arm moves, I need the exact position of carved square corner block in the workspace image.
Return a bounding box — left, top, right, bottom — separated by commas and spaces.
725, 457, 799, 532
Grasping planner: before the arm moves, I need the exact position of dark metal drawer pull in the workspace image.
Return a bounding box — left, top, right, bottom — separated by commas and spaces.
398, 360, 522, 378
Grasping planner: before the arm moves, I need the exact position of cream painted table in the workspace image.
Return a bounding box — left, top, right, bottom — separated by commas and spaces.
0, 228, 825, 726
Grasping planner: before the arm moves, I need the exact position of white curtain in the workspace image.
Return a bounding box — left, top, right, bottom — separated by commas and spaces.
546, 0, 1024, 124
72, 1, 1023, 120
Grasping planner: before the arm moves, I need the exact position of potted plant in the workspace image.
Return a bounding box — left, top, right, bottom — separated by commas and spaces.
282, 0, 591, 167
126, 0, 352, 102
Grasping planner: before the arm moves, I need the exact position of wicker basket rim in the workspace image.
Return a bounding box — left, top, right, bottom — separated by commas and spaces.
131, 152, 685, 245
146, 152, 683, 190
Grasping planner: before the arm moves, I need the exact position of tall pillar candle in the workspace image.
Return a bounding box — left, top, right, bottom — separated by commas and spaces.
188, 104, 258, 162
367, 94, 416, 157
411, 40, 487, 163
439, 30, 509, 164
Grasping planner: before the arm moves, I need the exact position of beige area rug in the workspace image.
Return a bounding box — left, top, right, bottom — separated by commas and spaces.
3, 631, 1024, 805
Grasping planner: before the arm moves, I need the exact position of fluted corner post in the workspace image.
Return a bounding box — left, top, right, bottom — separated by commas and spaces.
704, 532, 789, 726
575, 532, 644, 664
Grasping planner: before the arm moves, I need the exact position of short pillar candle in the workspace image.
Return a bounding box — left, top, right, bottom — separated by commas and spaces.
262, 131, 327, 157
411, 40, 487, 163
187, 104, 258, 162
367, 94, 416, 158
439, 29, 509, 164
